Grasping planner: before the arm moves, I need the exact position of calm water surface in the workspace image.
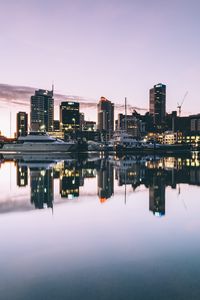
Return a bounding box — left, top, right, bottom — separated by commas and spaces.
0, 153, 200, 300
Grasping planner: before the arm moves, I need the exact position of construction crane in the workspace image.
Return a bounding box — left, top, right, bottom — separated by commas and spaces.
177, 91, 188, 117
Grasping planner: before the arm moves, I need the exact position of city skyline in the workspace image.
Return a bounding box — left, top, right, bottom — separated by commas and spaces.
1, 0, 200, 135
0, 81, 199, 137
1, 2, 200, 298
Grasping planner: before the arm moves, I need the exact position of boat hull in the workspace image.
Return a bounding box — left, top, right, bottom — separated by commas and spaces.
2, 142, 77, 152
115, 144, 191, 154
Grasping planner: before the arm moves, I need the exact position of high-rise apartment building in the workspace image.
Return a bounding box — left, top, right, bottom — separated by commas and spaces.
16, 111, 28, 137
30, 89, 54, 132
149, 83, 166, 129
60, 101, 80, 131
97, 97, 114, 139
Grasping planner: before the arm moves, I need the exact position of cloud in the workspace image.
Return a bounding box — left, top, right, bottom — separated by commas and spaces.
0, 83, 147, 112
0, 83, 96, 108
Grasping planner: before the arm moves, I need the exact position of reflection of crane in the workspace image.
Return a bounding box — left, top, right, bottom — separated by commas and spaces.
177, 91, 188, 117
177, 184, 187, 210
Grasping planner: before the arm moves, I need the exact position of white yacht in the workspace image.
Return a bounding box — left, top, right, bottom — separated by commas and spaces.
113, 130, 141, 152
2, 132, 77, 152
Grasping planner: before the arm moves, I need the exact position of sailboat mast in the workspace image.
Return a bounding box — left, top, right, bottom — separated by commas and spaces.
10, 110, 12, 138
125, 97, 127, 132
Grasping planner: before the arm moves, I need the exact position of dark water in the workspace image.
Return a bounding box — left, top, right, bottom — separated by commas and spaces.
0, 153, 200, 299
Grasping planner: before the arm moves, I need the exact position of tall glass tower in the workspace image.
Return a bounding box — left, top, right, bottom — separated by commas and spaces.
30, 88, 54, 132
149, 83, 166, 130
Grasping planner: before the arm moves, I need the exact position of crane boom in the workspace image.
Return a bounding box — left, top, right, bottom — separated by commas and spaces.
177, 91, 188, 116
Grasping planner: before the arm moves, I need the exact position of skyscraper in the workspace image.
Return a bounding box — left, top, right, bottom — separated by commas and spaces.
30, 88, 54, 132
60, 101, 80, 131
149, 83, 166, 130
16, 111, 28, 137
97, 97, 114, 139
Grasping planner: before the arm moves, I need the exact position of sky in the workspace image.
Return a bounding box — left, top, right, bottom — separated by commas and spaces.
0, 0, 200, 136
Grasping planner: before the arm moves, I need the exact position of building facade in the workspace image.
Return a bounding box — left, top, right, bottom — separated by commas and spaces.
97, 97, 114, 140
149, 83, 166, 130
31, 89, 54, 132
60, 101, 80, 131
16, 111, 28, 137
117, 113, 145, 138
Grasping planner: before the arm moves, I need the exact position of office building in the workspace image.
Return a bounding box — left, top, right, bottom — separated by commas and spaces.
83, 121, 96, 131
149, 83, 166, 130
16, 112, 28, 137
117, 113, 145, 138
53, 120, 60, 131
79, 113, 85, 131
31, 88, 54, 132
97, 97, 114, 139
60, 101, 80, 131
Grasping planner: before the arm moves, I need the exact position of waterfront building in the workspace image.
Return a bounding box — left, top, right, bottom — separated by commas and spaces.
53, 120, 60, 131
79, 113, 85, 131
60, 101, 80, 131
117, 113, 145, 138
165, 112, 200, 144
83, 121, 96, 131
97, 97, 114, 140
30, 88, 54, 132
48, 120, 64, 139
149, 83, 166, 131
16, 112, 28, 137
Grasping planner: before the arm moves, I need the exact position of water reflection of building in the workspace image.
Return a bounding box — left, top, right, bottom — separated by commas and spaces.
10, 156, 200, 214
115, 157, 146, 190
149, 170, 165, 217
30, 168, 54, 209
16, 164, 28, 187
60, 162, 81, 199
97, 160, 114, 202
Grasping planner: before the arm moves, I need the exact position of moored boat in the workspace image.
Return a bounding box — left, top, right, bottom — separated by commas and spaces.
113, 130, 142, 153
2, 131, 77, 152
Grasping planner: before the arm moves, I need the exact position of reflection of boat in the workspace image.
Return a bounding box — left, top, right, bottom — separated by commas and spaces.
2, 132, 77, 152
3, 152, 77, 168
18, 160, 56, 169
3, 152, 76, 161
87, 141, 106, 151
154, 143, 192, 152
